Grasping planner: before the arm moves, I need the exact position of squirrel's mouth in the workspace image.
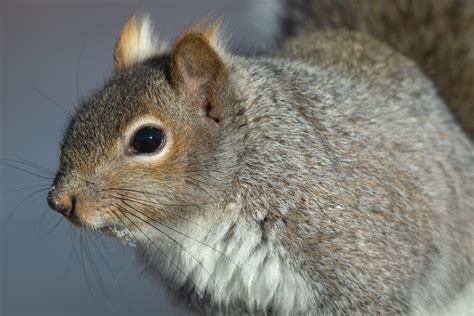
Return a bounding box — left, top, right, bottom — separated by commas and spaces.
63, 214, 82, 227
98, 226, 137, 247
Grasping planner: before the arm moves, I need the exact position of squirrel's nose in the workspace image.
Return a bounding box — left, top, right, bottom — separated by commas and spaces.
47, 187, 76, 218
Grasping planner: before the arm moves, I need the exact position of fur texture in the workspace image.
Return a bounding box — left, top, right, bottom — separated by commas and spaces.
114, 15, 168, 71
252, 0, 474, 139
48, 10, 473, 316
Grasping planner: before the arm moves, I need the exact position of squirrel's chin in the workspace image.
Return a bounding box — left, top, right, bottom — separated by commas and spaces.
98, 226, 137, 248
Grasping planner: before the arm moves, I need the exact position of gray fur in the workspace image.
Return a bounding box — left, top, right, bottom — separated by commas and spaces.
51, 12, 473, 316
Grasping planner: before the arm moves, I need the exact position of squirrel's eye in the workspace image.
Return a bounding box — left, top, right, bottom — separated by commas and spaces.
129, 126, 165, 154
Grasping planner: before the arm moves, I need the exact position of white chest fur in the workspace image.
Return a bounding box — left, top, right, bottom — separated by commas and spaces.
131, 214, 314, 315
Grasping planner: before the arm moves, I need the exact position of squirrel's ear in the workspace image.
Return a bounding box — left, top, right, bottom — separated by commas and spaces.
170, 21, 229, 125
114, 15, 169, 71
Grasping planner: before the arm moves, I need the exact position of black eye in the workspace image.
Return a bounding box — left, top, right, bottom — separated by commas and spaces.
129, 126, 165, 154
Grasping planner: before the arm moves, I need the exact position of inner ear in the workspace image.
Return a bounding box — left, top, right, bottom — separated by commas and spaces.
204, 86, 223, 125
170, 32, 228, 125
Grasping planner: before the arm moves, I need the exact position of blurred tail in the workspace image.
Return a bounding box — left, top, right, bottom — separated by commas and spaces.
252, 0, 474, 138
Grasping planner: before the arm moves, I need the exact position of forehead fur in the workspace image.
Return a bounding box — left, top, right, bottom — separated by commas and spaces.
61, 59, 172, 170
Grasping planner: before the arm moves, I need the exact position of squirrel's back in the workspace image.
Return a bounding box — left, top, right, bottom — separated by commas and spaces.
254, 0, 474, 137
244, 29, 473, 313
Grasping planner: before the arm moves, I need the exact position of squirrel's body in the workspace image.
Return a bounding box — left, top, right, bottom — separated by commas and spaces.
47, 2, 473, 315
139, 31, 473, 314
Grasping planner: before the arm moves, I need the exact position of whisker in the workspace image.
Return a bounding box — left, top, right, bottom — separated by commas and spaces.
10, 160, 97, 188
76, 42, 86, 105
104, 193, 216, 233
6, 187, 49, 221
120, 200, 246, 280
115, 203, 223, 300
38, 206, 53, 226
87, 234, 119, 282
83, 233, 111, 301
79, 229, 95, 298
65, 227, 79, 277
0, 161, 55, 180
39, 216, 64, 239
1, 158, 55, 177
0, 159, 96, 192
105, 190, 222, 207
113, 260, 132, 285
110, 207, 199, 297
36, 89, 70, 114
86, 233, 134, 315
182, 159, 240, 171
1, 184, 49, 194
55, 170, 96, 186
186, 173, 221, 192
184, 176, 220, 198
184, 169, 233, 176
15, 155, 57, 175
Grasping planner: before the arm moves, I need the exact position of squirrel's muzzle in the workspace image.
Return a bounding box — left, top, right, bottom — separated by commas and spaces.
47, 180, 77, 219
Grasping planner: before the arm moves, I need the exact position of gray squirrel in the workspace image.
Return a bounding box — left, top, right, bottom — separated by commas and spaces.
47, 0, 473, 314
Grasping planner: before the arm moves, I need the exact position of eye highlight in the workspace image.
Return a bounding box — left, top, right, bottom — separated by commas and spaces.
129, 126, 166, 155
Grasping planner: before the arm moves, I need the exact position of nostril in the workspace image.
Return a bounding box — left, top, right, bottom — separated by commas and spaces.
47, 188, 75, 217
59, 202, 73, 217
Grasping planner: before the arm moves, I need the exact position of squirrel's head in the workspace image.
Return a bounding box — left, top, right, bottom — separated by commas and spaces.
47, 15, 237, 239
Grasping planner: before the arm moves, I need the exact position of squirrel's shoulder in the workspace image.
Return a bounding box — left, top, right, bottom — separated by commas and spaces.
275, 30, 420, 83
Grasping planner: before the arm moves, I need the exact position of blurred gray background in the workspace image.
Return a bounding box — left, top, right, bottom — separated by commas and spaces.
0, 1, 261, 315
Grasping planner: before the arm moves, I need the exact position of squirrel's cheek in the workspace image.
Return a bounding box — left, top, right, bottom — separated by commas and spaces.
70, 198, 111, 228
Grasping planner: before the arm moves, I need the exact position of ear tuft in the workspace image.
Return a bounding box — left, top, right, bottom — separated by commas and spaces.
175, 19, 224, 53
114, 15, 168, 71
